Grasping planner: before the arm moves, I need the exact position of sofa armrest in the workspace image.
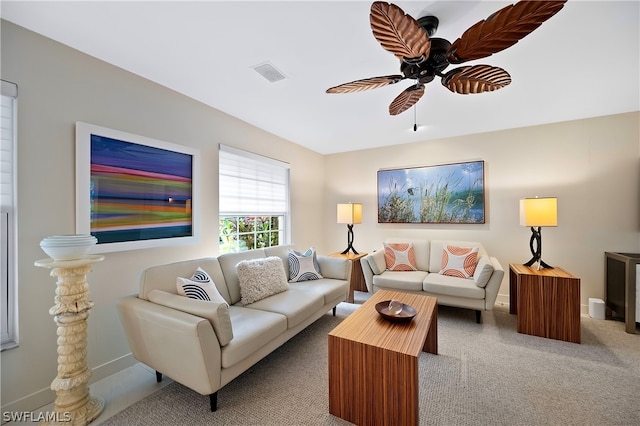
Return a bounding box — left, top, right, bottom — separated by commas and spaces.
147, 290, 233, 346
317, 255, 350, 281
360, 255, 375, 293
483, 257, 505, 310
117, 295, 222, 396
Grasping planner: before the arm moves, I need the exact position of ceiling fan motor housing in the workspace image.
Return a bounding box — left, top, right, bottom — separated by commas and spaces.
417, 15, 439, 37
400, 37, 452, 84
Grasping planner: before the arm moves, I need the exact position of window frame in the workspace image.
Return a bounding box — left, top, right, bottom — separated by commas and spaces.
1, 80, 18, 351
218, 145, 290, 253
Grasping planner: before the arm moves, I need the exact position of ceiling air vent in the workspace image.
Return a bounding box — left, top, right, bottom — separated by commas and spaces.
251, 61, 286, 83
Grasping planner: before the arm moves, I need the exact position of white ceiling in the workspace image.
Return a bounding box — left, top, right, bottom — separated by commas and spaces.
2, 1, 639, 154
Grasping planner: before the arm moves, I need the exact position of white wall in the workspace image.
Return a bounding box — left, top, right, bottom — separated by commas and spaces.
323, 112, 640, 307
0, 21, 326, 412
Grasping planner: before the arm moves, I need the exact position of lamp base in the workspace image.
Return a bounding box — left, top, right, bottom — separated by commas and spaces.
524, 226, 553, 270
524, 257, 553, 270
341, 224, 359, 255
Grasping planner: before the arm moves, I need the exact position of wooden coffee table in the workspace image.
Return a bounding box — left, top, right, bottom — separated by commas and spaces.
328, 290, 438, 425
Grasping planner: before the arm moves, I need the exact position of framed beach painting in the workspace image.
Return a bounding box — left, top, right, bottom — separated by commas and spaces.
377, 160, 485, 224
76, 122, 200, 252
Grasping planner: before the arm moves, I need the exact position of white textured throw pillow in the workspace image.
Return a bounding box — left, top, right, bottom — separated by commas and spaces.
176, 267, 228, 305
473, 256, 494, 288
288, 248, 323, 282
237, 256, 289, 305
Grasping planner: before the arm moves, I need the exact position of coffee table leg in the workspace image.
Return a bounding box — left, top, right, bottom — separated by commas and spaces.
422, 305, 438, 354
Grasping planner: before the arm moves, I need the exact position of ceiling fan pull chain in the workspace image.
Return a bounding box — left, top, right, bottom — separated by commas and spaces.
413, 105, 418, 132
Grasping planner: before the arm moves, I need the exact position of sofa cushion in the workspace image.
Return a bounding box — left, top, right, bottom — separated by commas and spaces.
373, 270, 428, 292
473, 256, 494, 288
243, 287, 324, 329
367, 250, 386, 275
237, 256, 289, 305
288, 248, 323, 282
384, 242, 418, 271
148, 289, 234, 346
317, 255, 350, 280
218, 249, 267, 304
138, 257, 229, 302
439, 245, 479, 278
289, 278, 348, 305
423, 273, 486, 299
264, 244, 294, 277
221, 306, 287, 368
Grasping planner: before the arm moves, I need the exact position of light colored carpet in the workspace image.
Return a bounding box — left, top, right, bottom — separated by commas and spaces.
103, 300, 640, 425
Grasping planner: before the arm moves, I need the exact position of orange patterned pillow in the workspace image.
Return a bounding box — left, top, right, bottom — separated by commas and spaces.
439, 245, 479, 278
384, 243, 418, 271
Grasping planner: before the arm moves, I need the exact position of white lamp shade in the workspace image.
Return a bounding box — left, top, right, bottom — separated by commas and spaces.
519, 197, 558, 227
337, 203, 362, 224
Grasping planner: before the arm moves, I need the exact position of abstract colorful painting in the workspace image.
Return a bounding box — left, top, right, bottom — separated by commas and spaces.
377, 161, 485, 224
76, 122, 199, 252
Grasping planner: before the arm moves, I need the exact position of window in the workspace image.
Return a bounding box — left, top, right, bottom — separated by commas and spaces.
1, 80, 18, 350
219, 144, 290, 253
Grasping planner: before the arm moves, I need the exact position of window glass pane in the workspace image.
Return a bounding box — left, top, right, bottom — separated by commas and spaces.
219, 215, 283, 253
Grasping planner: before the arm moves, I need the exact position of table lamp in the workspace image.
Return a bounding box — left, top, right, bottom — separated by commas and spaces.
337, 203, 362, 255
520, 197, 557, 270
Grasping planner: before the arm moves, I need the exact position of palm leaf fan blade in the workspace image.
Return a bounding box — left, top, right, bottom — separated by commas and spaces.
447, 0, 567, 64
389, 85, 425, 115
442, 65, 511, 94
326, 75, 404, 94
370, 1, 431, 62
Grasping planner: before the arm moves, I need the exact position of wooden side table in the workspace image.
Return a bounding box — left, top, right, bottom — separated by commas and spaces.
509, 264, 581, 343
328, 252, 367, 303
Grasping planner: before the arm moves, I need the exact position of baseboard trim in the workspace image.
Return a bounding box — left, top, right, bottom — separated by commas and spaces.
1, 353, 136, 419
90, 353, 137, 384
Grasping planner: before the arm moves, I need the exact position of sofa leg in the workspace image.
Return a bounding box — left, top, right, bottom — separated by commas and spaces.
210, 392, 218, 412
332, 306, 336, 316
475, 310, 482, 324
155, 371, 162, 383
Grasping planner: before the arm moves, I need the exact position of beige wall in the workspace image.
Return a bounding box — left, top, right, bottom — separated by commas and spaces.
0, 21, 326, 412
324, 112, 640, 307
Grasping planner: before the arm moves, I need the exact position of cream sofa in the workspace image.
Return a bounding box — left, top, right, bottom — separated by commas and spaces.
360, 239, 504, 323
117, 245, 349, 411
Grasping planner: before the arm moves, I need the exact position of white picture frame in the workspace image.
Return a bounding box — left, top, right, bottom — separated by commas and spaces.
76, 122, 200, 253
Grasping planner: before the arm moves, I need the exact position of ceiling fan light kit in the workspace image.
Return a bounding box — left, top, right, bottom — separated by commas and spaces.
326, 0, 567, 115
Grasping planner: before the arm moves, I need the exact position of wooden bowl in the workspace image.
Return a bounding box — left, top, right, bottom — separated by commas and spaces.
375, 300, 417, 322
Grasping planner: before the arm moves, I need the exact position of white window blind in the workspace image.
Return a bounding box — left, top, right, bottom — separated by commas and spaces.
1, 81, 17, 210
219, 144, 290, 215
1, 79, 17, 349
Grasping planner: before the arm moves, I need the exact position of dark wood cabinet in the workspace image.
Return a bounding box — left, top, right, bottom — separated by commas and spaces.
605, 252, 639, 334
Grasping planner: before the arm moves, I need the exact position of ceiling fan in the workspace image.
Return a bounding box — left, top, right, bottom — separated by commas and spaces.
326, 1, 567, 116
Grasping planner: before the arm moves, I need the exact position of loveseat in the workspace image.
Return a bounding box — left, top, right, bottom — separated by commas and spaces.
360, 239, 504, 323
117, 245, 349, 412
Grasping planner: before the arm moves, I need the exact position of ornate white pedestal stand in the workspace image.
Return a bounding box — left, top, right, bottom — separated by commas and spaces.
35, 255, 105, 426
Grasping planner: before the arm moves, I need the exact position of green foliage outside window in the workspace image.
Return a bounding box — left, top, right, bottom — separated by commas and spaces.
219, 216, 282, 253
